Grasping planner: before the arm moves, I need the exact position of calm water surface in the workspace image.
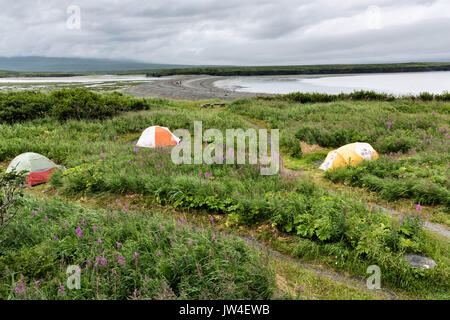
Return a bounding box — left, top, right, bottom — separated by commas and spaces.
214, 71, 450, 95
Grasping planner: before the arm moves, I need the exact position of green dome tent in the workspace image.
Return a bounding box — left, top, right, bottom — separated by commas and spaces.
6, 152, 63, 186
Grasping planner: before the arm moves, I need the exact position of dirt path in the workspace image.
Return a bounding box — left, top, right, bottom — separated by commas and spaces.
368, 204, 450, 239
125, 75, 273, 101
233, 233, 399, 299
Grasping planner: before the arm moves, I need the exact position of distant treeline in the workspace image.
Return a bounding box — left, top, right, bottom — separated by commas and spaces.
3, 62, 450, 78
0, 70, 153, 78
1, 88, 449, 124
146, 62, 450, 77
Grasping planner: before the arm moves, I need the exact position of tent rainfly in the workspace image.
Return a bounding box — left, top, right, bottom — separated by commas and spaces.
6, 152, 63, 186
136, 126, 180, 148
319, 142, 379, 171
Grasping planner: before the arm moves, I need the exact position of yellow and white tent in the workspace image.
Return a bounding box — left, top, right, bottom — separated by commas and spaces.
319, 142, 379, 171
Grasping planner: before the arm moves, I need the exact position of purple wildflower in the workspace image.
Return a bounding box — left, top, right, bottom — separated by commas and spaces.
15, 281, 24, 294
76, 226, 82, 238
196, 262, 202, 277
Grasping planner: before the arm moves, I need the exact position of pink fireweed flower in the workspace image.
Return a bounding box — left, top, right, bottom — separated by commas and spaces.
15, 281, 25, 294
30, 210, 35, 217
34, 280, 40, 287
196, 263, 202, 278
100, 152, 104, 159
180, 217, 186, 225
44, 218, 48, 223
76, 226, 82, 238
98, 237, 102, 245
416, 204, 422, 212
209, 216, 214, 225
134, 147, 138, 153
212, 235, 216, 243
386, 121, 392, 130
134, 252, 139, 269
81, 218, 86, 225
117, 242, 122, 248
92, 225, 98, 231
399, 217, 403, 226
53, 235, 58, 240
59, 285, 65, 292
101, 257, 107, 265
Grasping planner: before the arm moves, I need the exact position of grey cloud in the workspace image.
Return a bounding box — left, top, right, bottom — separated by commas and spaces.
0, 0, 449, 65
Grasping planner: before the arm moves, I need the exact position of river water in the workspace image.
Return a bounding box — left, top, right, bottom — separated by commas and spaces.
213, 71, 450, 96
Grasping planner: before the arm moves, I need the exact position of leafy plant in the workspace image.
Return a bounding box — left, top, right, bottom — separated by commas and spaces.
0, 169, 27, 236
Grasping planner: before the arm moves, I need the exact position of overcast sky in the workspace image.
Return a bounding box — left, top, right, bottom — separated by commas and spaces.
1, 0, 449, 65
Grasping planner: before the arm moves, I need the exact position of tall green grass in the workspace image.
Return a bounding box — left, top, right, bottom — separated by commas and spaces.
0, 195, 275, 300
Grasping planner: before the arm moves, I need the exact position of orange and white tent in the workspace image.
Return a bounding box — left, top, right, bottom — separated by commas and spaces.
319, 142, 379, 171
136, 126, 180, 148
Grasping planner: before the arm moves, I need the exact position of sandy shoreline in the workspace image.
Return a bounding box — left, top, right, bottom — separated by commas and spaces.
124, 75, 274, 101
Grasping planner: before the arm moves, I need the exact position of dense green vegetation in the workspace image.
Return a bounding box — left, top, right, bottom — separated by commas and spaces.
228, 95, 450, 212
0, 195, 274, 299
147, 62, 450, 77
0, 89, 449, 299
0, 89, 165, 123
2, 89, 449, 125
